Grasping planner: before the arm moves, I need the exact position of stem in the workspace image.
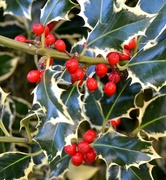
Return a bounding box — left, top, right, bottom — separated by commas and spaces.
0, 136, 36, 144
0, 35, 107, 65
0, 121, 11, 136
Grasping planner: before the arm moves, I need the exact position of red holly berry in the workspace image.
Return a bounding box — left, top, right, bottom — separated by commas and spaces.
65, 58, 79, 74
110, 118, 121, 127
95, 63, 108, 78
83, 129, 97, 143
47, 22, 55, 30
108, 71, 121, 84
27, 70, 40, 83
49, 58, 54, 66
119, 49, 130, 61
104, 81, 116, 96
45, 33, 56, 46
64, 144, 77, 156
45, 25, 50, 37
54, 39, 66, 51
71, 68, 84, 86
32, 23, 45, 35
14, 35, 27, 43
78, 141, 91, 154
86, 78, 98, 92
107, 52, 120, 65
124, 38, 136, 50
71, 152, 83, 166
83, 148, 97, 164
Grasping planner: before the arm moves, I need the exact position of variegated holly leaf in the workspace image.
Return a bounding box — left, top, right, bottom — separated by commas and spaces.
139, 4, 166, 48
93, 131, 159, 168
108, 163, 154, 180
79, 0, 152, 56
40, 0, 76, 26
33, 67, 84, 160
0, 152, 34, 180
0, 52, 20, 81
0, 21, 25, 38
84, 78, 141, 127
132, 94, 166, 139
4, 0, 33, 20
49, 151, 70, 179
138, 0, 166, 14
127, 37, 166, 91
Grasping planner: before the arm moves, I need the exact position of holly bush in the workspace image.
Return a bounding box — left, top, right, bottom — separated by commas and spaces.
0, 0, 166, 179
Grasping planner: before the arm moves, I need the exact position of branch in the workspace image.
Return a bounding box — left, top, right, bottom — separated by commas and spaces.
0, 35, 108, 65
0, 136, 36, 144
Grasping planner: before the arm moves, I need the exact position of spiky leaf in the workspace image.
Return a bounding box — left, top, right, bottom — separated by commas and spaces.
0, 152, 34, 179
93, 131, 159, 168
4, 0, 33, 19
40, 0, 76, 25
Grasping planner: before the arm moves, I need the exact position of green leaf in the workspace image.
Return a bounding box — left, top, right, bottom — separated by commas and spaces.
138, 0, 166, 14
127, 38, 166, 91
40, 0, 76, 26
0, 152, 34, 180
93, 131, 159, 168
0, 52, 19, 81
132, 94, 166, 139
4, 0, 33, 20
82, 0, 152, 56
108, 163, 154, 180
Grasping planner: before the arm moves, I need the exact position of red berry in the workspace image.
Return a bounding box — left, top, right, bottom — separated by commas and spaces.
110, 118, 121, 127
86, 78, 98, 92
78, 141, 91, 154
45, 26, 50, 37
83, 148, 97, 164
71, 68, 84, 86
83, 129, 97, 143
14, 35, 27, 43
49, 58, 54, 66
124, 38, 136, 50
32, 23, 45, 35
71, 152, 83, 166
64, 144, 77, 156
104, 81, 116, 96
95, 63, 108, 78
108, 71, 121, 84
65, 58, 79, 74
107, 52, 120, 65
54, 39, 66, 51
45, 33, 56, 46
119, 49, 130, 61
27, 70, 40, 83
47, 22, 55, 30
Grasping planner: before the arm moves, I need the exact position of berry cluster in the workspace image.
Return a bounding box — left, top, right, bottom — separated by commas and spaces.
14, 22, 136, 97
64, 129, 97, 166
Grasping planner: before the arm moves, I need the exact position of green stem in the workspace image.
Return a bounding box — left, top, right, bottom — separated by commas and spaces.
0, 121, 11, 136
0, 35, 108, 65
0, 136, 36, 144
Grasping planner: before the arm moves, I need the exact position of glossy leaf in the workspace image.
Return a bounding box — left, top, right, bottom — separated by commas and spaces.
40, 0, 76, 25
0, 152, 34, 179
0, 53, 19, 81
138, 0, 166, 14
133, 94, 166, 139
93, 131, 159, 168
108, 163, 154, 180
4, 0, 33, 19
127, 38, 166, 91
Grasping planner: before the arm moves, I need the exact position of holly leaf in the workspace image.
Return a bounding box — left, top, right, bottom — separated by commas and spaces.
93, 131, 159, 168
40, 0, 76, 25
80, 0, 152, 56
4, 0, 33, 20
0, 152, 34, 180
132, 94, 166, 139
138, 0, 166, 14
108, 163, 154, 180
127, 38, 166, 91
0, 53, 20, 81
